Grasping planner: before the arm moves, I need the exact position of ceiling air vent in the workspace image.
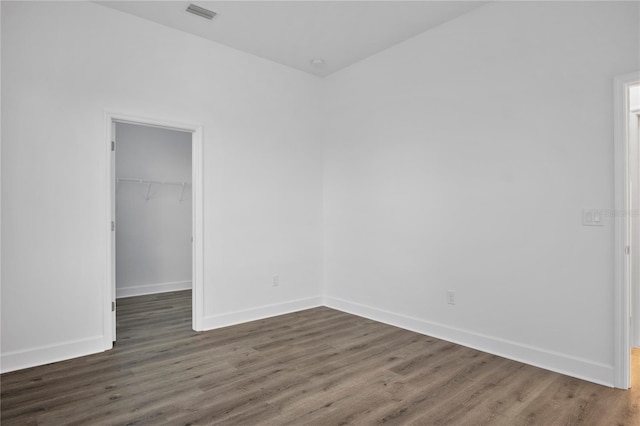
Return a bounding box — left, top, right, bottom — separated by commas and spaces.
186, 4, 217, 20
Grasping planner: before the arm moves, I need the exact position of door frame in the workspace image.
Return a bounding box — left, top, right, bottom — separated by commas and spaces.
614, 72, 640, 389
103, 111, 205, 348
631, 104, 640, 349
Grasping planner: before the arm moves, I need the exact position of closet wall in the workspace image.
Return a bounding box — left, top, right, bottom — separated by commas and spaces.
115, 123, 192, 298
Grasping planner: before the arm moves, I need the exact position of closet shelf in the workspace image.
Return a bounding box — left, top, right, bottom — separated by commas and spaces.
116, 178, 191, 202
117, 178, 191, 186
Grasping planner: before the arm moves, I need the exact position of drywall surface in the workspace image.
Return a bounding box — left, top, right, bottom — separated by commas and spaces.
631, 86, 640, 111
115, 123, 192, 298
322, 1, 640, 386
1, 1, 323, 371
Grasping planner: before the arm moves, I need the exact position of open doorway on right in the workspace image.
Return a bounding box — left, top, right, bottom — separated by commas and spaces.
630, 83, 640, 386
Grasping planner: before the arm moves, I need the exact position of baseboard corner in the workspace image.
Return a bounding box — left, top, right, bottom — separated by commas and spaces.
323, 296, 614, 387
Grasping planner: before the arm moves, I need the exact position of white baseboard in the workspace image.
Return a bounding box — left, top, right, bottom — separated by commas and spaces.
1, 336, 105, 374
116, 280, 192, 298
2, 295, 614, 388
202, 296, 323, 330
324, 296, 614, 387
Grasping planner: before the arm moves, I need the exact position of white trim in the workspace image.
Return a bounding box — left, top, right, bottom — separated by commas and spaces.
631, 108, 640, 347
104, 112, 205, 343
191, 125, 205, 331
0, 336, 105, 374
104, 114, 115, 350
116, 281, 192, 299
325, 296, 614, 387
613, 72, 640, 389
202, 297, 323, 330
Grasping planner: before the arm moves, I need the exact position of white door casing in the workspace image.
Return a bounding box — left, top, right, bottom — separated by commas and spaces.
613, 72, 640, 389
104, 112, 205, 349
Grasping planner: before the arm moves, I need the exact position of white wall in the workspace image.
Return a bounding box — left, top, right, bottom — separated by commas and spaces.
1, 1, 323, 372
322, 1, 639, 386
2, 0, 639, 387
115, 123, 192, 298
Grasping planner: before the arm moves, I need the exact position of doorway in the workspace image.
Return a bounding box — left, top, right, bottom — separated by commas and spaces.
105, 113, 204, 347
115, 122, 192, 297
614, 72, 640, 389
629, 83, 640, 387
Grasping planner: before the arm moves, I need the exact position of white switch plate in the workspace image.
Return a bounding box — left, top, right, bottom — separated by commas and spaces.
583, 209, 604, 226
447, 290, 455, 305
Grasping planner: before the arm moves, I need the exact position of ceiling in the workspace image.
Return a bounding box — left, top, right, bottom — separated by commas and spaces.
97, 1, 487, 77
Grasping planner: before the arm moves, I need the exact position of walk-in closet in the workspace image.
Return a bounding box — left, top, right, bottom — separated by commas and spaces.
115, 122, 193, 300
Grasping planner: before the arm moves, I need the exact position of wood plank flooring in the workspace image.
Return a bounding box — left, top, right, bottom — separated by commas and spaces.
2, 290, 639, 425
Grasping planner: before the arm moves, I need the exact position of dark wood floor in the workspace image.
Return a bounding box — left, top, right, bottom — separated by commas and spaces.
1, 291, 639, 425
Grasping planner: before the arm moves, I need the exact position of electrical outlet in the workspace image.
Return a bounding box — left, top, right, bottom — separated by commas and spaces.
447, 290, 455, 305
272, 274, 279, 287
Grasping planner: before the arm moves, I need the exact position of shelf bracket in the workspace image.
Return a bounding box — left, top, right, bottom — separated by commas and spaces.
179, 182, 186, 202
145, 182, 153, 201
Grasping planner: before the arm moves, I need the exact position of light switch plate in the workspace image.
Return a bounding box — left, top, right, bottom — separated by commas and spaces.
583, 209, 604, 226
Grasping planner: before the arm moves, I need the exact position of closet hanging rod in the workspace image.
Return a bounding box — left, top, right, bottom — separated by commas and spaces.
117, 178, 191, 186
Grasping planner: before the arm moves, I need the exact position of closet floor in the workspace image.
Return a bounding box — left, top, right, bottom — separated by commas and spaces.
2, 290, 639, 425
